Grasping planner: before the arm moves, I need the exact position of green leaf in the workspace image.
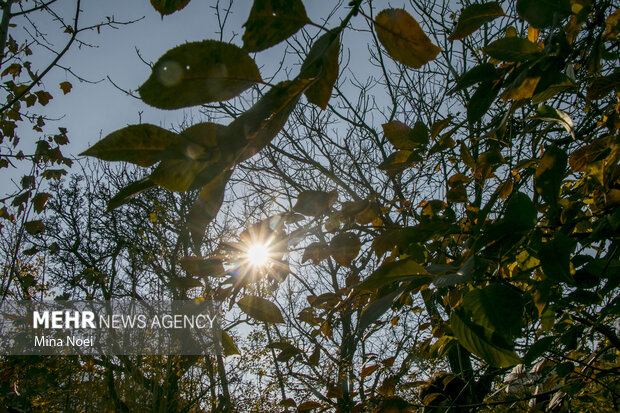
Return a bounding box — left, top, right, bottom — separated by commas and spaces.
358, 290, 401, 332
504, 192, 537, 230
80, 124, 182, 167
483, 37, 541, 62
238, 295, 284, 324
242, 0, 309, 52
534, 105, 574, 139
452, 63, 498, 93
293, 190, 338, 217
523, 336, 555, 364
106, 178, 156, 212
535, 145, 568, 209
450, 308, 522, 368
139, 41, 261, 109
188, 170, 232, 246
150, 0, 190, 16
449, 2, 505, 41
358, 258, 430, 291
231, 79, 313, 164
538, 232, 575, 283
462, 284, 523, 339
374, 8, 440, 69
300, 29, 341, 109
517, 0, 571, 29
467, 81, 498, 123
329, 232, 361, 267
221, 331, 240, 356
150, 159, 208, 192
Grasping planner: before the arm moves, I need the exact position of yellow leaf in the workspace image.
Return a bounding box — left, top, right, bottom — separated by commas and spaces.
374, 9, 440, 69
527, 26, 539, 43
501, 76, 540, 101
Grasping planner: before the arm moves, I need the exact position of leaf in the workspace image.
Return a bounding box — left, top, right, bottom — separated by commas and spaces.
238, 295, 284, 324
452, 63, 498, 93
24, 220, 45, 235
242, 0, 309, 52
446, 185, 468, 203
517, 0, 571, 29
483, 37, 541, 62
378, 150, 423, 175
168, 276, 202, 290
374, 9, 440, 69
468, 81, 498, 123
462, 284, 523, 339
535, 145, 567, 209
293, 190, 338, 217
139, 40, 261, 109
358, 258, 430, 291
32, 192, 51, 214
180, 257, 226, 278
538, 232, 575, 283
302, 242, 330, 265
382, 120, 428, 149
150, 159, 207, 192
150, 0, 190, 15
299, 29, 340, 109
80, 124, 182, 167
523, 336, 555, 364
107, 178, 156, 212
229, 79, 313, 164
504, 192, 537, 230
59, 81, 72, 94
361, 364, 380, 379
534, 105, 574, 139
359, 290, 401, 332
450, 308, 521, 368
221, 331, 240, 356
587, 71, 620, 100
449, 2, 505, 40
329, 232, 361, 267
188, 170, 232, 245
501, 76, 540, 101
297, 401, 322, 411
34, 90, 52, 106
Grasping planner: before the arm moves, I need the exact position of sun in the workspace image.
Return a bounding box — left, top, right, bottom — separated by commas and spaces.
246, 243, 270, 267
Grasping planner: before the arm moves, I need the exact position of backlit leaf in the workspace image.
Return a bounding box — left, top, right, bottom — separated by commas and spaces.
180, 257, 226, 278
221, 331, 240, 356
468, 81, 498, 123
483, 37, 541, 62
188, 170, 232, 245
106, 178, 156, 212
139, 41, 261, 109
358, 258, 430, 291
329, 232, 361, 267
300, 29, 341, 109
59, 81, 72, 95
24, 220, 45, 235
80, 124, 181, 167
517, 0, 571, 29
451, 308, 521, 368
462, 284, 523, 339
293, 190, 338, 217
238, 295, 284, 324
242, 0, 309, 52
374, 9, 440, 69
452, 63, 498, 93
449, 2, 505, 40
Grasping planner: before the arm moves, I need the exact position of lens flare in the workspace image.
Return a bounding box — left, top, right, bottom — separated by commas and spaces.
247, 244, 269, 267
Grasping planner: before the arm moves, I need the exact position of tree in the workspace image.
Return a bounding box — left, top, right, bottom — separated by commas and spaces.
5, 0, 619, 411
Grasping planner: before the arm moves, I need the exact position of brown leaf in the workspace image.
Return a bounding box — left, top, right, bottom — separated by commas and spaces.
330, 232, 361, 267
59, 81, 72, 95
